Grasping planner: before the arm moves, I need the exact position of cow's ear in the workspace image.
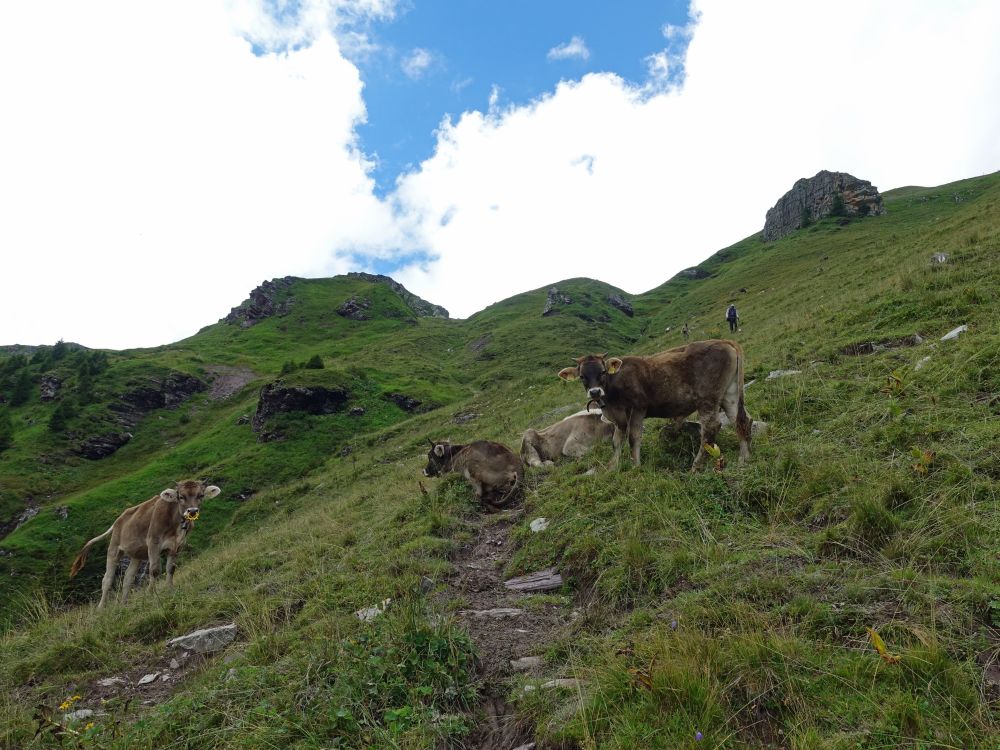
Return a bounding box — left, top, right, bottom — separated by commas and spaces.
433, 444, 446, 458
558, 367, 578, 381
160, 488, 179, 503
204, 485, 221, 499
606, 357, 623, 374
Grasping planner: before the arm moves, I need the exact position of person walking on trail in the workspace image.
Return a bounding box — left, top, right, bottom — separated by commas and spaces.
726, 304, 739, 333
682, 322, 690, 341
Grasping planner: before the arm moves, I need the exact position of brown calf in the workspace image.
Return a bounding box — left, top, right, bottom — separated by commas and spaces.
520, 409, 615, 467
423, 440, 523, 507
558, 340, 751, 470
69, 479, 220, 608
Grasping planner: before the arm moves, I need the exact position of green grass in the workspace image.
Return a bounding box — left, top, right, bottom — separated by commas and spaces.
1, 171, 999, 748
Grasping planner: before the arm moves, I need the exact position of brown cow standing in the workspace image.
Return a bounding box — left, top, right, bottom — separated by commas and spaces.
558, 340, 751, 470
69, 480, 220, 608
423, 440, 523, 507
520, 409, 615, 467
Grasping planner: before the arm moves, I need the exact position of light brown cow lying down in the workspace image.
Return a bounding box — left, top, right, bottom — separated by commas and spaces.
423, 440, 523, 508
69, 479, 220, 608
520, 409, 616, 467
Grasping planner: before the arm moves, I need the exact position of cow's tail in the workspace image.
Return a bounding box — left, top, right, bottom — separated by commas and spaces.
520, 430, 543, 468
69, 526, 113, 578
734, 344, 753, 446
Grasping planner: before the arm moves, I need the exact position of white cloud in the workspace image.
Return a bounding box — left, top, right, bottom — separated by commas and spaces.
0, 0, 408, 349
390, 0, 1000, 318
547, 35, 590, 62
401, 48, 434, 79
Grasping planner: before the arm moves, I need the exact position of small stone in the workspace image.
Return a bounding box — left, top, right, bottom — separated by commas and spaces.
97, 677, 125, 688
744, 379, 756, 389
166, 623, 237, 654
138, 672, 161, 685
584, 467, 598, 476
160, 673, 171, 682
235, 414, 250, 425
940, 324, 967, 341
419, 576, 435, 594
930, 252, 948, 264
529, 517, 549, 533
511, 656, 543, 671
355, 598, 392, 622
766, 369, 802, 380
64, 709, 95, 721
169, 658, 180, 670
226, 668, 238, 682
512, 744, 537, 750
348, 406, 366, 416
222, 651, 241, 665
460, 608, 524, 619
915, 356, 932, 371
540, 678, 585, 691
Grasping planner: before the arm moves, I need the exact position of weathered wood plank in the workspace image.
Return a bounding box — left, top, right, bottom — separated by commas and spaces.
504, 568, 564, 593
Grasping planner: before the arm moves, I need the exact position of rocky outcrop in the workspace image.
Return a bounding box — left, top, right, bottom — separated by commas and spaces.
763, 171, 886, 241
542, 287, 573, 316
385, 392, 422, 412
224, 277, 298, 328
676, 267, 710, 280
251, 381, 350, 437
167, 623, 237, 653
337, 296, 373, 321
346, 272, 449, 318
40, 374, 61, 401
74, 432, 133, 460
112, 373, 206, 428
606, 294, 634, 317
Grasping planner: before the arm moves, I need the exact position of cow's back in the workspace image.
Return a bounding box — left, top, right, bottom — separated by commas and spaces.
457, 440, 523, 485
114, 495, 168, 558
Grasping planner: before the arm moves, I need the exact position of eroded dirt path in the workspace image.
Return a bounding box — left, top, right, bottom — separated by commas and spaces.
448, 509, 569, 750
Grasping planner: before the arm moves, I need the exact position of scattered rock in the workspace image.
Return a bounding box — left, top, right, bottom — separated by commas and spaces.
14, 506, 39, 530
460, 608, 525, 619
940, 324, 968, 341
339, 445, 353, 457
355, 599, 392, 622
348, 406, 366, 417
468, 334, 492, 353
930, 252, 949, 265
451, 410, 480, 424
915, 356, 932, 371
504, 568, 564, 593
39, 374, 61, 401
763, 171, 886, 242
169, 658, 180, 670
166, 623, 237, 654
235, 414, 250, 425
97, 677, 126, 688
137, 672, 161, 686
511, 656, 543, 671
523, 678, 586, 694
206, 365, 258, 400
542, 287, 573, 316
419, 576, 435, 594
74, 432, 133, 460
606, 294, 634, 317
64, 709, 96, 721
744, 379, 756, 389
226, 668, 238, 682
252, 382, 350, 436
767, 369, 802, 380
840, 334, 923, 356
336, 296, 373, 321
512, 743, 536, 750
385, 392, 422, 413
716, 413, 768, 435
346, 272, 449, 318
223, 277, 298, 328
529, 517, 549, 533
54, 506, 69, 520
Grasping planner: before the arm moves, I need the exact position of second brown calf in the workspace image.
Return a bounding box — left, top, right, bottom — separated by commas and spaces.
423, 440, 523, 507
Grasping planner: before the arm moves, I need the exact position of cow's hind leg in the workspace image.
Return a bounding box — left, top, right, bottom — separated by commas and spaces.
97, 549, 121, 609
721, 383, 752, 464
119, 558, 140, 604
166, 553, 177, 587
692, 409, 722, 471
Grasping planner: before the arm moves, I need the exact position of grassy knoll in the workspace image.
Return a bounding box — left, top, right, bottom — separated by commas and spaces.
0, 172, 998, 748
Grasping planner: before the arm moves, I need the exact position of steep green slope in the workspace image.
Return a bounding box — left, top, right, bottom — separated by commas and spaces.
1, 171, 998, 748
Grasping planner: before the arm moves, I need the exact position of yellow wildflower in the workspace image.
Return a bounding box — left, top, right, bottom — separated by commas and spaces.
85, 722, 95, 731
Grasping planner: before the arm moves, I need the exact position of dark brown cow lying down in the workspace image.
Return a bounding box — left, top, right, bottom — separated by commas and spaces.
423, 440, 523, 507
520, 409, 615, 467
69, 479, 220, 608
558, 340, 752, 470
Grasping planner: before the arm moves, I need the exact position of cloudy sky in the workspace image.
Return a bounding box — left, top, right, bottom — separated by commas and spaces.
1, 1, 998, 349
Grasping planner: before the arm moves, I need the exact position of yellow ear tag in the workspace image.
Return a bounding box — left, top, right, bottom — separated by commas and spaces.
607, 363, 618, 374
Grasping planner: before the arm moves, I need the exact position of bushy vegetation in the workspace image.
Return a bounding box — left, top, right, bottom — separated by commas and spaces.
0, 173, 998, 748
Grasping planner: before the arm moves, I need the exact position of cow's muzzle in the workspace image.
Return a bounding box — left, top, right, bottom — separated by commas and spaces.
588, 387, 605, 399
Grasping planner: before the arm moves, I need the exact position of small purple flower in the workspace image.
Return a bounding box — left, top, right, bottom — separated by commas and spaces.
670, 620, 678, 630
695, 731, 704, 741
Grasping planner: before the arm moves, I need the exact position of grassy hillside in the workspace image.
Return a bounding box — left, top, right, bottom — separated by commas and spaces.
1, 171, 998, 748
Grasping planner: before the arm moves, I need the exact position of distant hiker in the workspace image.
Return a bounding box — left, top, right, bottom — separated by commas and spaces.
726, 305, 739, 333
682, 323, 690, 341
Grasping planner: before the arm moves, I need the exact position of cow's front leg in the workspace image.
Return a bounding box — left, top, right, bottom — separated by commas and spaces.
165, 553, 177, 587
146, 539, 162, 593
609, 425, 625, 470
627, 411, 646, 467
692, 409, 722, 471
120, 558, 140, 604
98, 549, 120, 609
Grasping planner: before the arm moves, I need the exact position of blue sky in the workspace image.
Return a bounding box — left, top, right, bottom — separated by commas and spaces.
349, 1, 691, 192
